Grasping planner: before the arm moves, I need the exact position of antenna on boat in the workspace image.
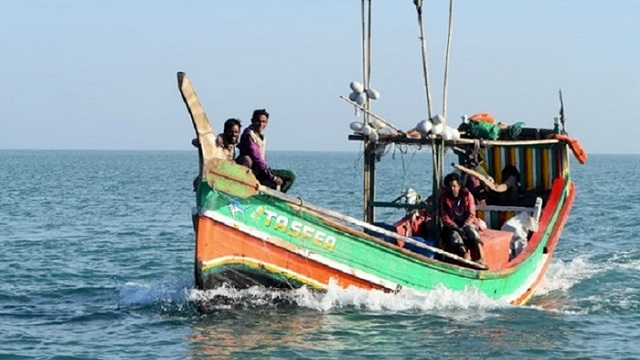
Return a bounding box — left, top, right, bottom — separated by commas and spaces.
558, 89, 567, 135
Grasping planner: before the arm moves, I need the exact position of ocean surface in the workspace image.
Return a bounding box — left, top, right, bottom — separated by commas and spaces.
1, 149, 639, 359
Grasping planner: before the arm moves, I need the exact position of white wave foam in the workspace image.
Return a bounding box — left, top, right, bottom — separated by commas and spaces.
608, 249, 640, 271
536, 256, 601, 296
188, 280, 509, 314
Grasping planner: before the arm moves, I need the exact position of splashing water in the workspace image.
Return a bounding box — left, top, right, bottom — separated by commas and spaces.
537, 256, 601, 296
119, 278, 511, 315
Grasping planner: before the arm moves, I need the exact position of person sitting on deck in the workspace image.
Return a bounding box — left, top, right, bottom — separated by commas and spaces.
215, 118, 242, 161
191, 118, 242, 161
493, 164, 521, 206
236, 109, 295, 193
191, 118, 242, 192
453, 142, 489, 205
440, 172, 486, 266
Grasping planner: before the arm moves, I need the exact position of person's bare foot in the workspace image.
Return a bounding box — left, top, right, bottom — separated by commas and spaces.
456, 244, 468, 258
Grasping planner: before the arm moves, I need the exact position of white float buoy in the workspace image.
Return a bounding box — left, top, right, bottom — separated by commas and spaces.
431, 123, 444, 135
361, 124, 373, 136
368, 130, 379, 143
370, 118, 385, 129
350, 81, 364, 94
432, 114, 445, 126
442, 127, 453, 141
450, 127, 461, 140
366, 88, 380, 100
348, 92, 358, 102
416, 119, 433, 136
356, 92, 368, 106
350, 121, 364, 132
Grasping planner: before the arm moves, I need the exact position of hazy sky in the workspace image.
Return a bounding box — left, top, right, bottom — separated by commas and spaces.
1, 1, 638, 154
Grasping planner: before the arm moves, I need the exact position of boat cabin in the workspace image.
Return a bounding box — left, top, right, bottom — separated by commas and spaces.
350, 124, 572, 270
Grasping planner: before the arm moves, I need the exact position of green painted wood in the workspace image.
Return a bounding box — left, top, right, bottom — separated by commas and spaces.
197, 176, 571, 300
204, 158, 260, 199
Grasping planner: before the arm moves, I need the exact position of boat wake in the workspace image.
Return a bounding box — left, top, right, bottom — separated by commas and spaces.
119, 277, 509, 315
120, 252, 636, 316
536, 256, 599, 296
531, 251, 640, 313
187, 280, 510, 314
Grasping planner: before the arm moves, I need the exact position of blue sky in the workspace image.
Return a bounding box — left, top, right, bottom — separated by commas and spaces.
1, 1, 638, 154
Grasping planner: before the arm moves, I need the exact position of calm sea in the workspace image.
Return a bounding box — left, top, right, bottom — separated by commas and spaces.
1, 150, 639, 359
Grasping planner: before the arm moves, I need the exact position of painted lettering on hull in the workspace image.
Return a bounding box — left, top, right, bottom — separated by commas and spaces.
250, 206, 337, 252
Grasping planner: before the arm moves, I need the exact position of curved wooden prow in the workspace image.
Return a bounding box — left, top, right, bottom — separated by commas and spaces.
177, 72, 217, 171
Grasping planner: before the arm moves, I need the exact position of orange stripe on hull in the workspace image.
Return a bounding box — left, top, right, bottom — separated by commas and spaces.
196, 216, 386, 291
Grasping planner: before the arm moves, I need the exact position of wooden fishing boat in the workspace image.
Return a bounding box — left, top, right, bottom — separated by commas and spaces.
178, 2, 586, 306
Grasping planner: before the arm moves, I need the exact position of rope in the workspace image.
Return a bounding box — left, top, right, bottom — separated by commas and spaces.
400, 145, 419, 192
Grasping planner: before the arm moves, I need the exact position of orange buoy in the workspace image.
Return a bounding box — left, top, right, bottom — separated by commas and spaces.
469, 113, 496, 124
554, 134, 588, 164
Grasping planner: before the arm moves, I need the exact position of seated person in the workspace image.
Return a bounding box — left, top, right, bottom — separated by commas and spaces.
488, 165, 520, 206
191, 118, 242, 160
213, 118, 242, 160
191, 118, 242, 191
236, 109, 295, 193
464, 174, 489, 205
440, 172, 486, 266
454, 143, 489, 205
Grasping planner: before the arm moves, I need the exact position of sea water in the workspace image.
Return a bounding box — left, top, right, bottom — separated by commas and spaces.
1, 150, 639, 359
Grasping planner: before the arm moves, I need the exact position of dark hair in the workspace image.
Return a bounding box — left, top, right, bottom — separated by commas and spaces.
251, 109, 269, 120
224, 118, 241, 132
444, 172, 460, 186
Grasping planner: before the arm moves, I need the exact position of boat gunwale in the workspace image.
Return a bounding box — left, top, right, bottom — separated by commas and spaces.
196, 172, 572, 282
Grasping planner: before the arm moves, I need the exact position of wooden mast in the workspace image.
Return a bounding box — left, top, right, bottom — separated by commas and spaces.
362, 0, 375, 223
